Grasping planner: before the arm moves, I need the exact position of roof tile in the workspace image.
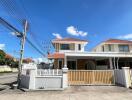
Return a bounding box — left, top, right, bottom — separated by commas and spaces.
105, 39, 132, 44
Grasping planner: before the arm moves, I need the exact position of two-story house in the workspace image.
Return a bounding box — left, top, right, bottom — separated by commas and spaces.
93, 39, 132, 53
48, 38, 132, 70
48, 38, 88, 69
92, 39, 132, 69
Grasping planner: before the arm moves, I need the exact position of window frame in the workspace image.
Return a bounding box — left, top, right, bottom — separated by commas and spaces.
102, 45, 104, 52
60, 44, 70, 50
108, 44, 112, 51
119, 45, 129, 52
78, 44, 81, 51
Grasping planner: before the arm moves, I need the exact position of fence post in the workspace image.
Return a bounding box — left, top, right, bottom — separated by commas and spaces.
62, 67, 68, 89
122, 67, 131, 88
29, 66, 37, 89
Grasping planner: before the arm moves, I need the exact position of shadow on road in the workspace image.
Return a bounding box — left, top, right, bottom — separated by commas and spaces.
0, 81, 17, 91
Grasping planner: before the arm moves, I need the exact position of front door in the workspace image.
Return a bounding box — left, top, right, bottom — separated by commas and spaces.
85, 61, 96, 70
67, 61, 76, 70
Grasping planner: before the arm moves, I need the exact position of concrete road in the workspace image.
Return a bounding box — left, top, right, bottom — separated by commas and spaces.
0, 86, 132, 100
0, 73, 17, 84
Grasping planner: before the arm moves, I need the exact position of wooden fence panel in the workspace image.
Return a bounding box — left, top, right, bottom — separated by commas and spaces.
68, 70, 114, 85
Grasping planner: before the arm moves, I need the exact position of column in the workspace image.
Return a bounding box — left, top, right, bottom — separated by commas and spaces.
109, 58, 113, 69
64, 55, 67, 68
62, 55, 68, 89
29, 65, 37, 89
122, 67, 131, 88
62, 67, 68, 89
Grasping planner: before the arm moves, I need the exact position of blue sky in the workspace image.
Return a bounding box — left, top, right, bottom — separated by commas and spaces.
1, 0, 132, 58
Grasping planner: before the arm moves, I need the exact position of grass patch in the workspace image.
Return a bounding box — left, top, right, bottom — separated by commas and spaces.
0, 71, 13, 74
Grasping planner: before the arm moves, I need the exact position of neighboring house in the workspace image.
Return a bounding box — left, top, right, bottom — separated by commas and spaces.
92, 39, 132, 53
48, 38, 132, 70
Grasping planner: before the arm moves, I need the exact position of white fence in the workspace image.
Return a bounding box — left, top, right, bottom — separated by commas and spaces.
21, 66, 68, 90
20, 65, 132, 90
37, 69, 62, 76
114, 67, 132, 88
130, 69, 132, 85
36, 69, 63, 89
114, 69, 125, 86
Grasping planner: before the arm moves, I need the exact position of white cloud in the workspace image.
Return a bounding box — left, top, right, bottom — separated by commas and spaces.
0, 44, 5, 50
33, 57, 51, 64
33, 58, 43, 64
52, 33, 62, 39
66, 26, 88, 37
118, 33, 132, 39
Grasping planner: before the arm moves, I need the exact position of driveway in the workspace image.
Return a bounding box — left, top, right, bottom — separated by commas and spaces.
0, 86, 132, 100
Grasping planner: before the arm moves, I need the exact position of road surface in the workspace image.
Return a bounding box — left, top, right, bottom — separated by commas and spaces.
0, 73, 17, 84
0, 86, 132, 100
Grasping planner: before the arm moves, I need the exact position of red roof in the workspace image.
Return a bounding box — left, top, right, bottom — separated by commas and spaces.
5, 54, 13, 59
104, 39, 132, 44
52, 38, 88, 43
48, 52, 64, 59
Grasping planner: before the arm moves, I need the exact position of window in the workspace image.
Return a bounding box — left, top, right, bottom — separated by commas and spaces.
119, 45, 129, 52
60, 44, 70, 50
67, 61, 76, 70
102, 46, 104, 52
108, 44, 112, 51
78, 44, 81, 50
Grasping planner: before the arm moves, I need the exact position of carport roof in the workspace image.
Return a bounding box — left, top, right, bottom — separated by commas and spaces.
48, 52, 64, 59
65, 52, 132, 58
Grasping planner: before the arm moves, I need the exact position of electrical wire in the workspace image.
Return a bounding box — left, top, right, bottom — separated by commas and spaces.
0, 0, 46, 56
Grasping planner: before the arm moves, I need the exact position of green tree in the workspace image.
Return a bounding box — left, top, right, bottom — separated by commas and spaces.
0, 50, 6, 65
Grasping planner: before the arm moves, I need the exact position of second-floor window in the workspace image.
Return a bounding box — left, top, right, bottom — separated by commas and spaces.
119, 45, 129, 52
60, 44, 70, 50
78, 44, 81, 50
108, 44, 112, 51
102, 46, 104, 52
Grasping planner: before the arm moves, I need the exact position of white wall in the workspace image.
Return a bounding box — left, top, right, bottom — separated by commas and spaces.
114, 70, 125, 86
93, 44, 131, 52
20, 68, 68, 90
129, 44, 132, 52
35, 76, 62, 89
114, 68, 132, 88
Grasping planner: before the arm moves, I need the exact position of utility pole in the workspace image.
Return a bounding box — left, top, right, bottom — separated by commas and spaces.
18, 20, 28, 88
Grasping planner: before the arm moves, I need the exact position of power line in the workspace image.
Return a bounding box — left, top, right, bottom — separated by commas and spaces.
2, 0, 47, 53
19, 3, 47, 51
0, 0, 53, 56
0, 0, 24, 24
0, 0, 46, 56
18, 0, 52, 53
0, 17, 45, 56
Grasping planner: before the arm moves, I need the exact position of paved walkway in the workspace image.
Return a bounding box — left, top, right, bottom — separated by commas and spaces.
0, 86, 132, 100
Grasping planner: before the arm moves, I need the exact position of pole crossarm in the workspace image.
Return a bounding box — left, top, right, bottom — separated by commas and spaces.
0, 17, 23, 37
0, 17, 45, 88
0, 17, 44, 56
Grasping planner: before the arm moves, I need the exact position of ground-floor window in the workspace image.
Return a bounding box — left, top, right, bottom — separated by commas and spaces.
67, 61, 76, 70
